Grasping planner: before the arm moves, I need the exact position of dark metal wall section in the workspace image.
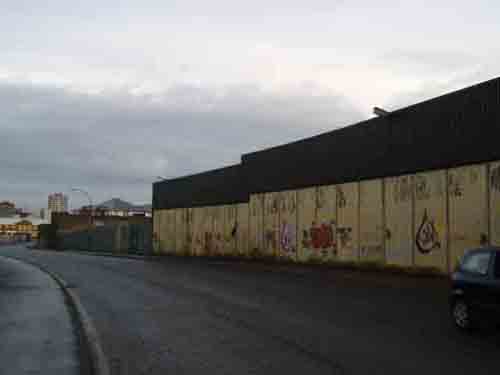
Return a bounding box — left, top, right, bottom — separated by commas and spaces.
153, 77, 500, 208
153, 164, 248, 209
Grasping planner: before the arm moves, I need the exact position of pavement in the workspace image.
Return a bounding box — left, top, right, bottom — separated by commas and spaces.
1, 244, 500, 375
0, 254, 80, 375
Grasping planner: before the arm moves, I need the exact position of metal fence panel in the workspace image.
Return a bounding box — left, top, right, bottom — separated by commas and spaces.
278, 190, 298, 260
337, 182, 359, 261
359, 179, 384, 262
448, 164, 488, 271
413, 170, 448, 272
385, 175, 413, 267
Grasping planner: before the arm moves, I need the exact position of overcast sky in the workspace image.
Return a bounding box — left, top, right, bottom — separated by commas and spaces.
1, 1, 499, 210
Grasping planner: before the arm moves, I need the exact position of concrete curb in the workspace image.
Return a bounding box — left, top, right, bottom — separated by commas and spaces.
8, 256, 110, 375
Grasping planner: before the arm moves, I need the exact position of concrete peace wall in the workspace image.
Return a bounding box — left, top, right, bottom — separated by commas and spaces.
153, 161, 500, 273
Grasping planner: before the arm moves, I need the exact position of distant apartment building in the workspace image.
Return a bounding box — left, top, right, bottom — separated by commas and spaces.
48, 193, 68, 213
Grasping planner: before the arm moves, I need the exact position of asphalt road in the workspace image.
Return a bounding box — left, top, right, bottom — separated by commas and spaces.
2, 245, 499, 375
0, 253, 80, 375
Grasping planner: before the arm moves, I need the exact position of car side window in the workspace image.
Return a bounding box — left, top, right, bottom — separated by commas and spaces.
461, 252, 491, 276
494, 253, 500, 279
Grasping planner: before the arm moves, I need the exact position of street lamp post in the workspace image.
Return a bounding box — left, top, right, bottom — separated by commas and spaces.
71, 188, 93, 251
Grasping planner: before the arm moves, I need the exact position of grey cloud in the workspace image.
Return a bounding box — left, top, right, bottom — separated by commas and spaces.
0, 82, 363, 209
384, 62, 500, 110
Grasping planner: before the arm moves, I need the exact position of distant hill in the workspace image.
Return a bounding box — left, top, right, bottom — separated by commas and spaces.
97, 198, 134, 210
96, 199, 151, 212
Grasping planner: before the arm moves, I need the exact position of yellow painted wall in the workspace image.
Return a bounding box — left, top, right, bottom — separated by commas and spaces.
314, 185, 337, 261
278, 190, 297, 260
153, 210, 161, 254
263, 192, 280, 257
201, 206, 213, 256
249, 194, 264, 255
165, 209, 176, 254
448, 164, 488, 271
490, 162, 500, 247
175, 208, 186, 254
359, 179, 384, 262
218, 205, 227, 255
191, 207, 203, 255
337, 182, 359, 261
212, 205, 224, 255
186, 208, 194, 255
223, 205, 238, 255
155, 159, 500, 273
385, 175, 413, 266
236, 203, 249, 256
297, 187, 317, 262
413, 171, 447, 272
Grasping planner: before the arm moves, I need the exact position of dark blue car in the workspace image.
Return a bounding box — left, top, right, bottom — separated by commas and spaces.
450, 247, 500, 330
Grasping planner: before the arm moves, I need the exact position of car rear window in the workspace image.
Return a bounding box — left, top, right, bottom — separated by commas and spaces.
461, 252, 491, 276
495, 253, 500, 279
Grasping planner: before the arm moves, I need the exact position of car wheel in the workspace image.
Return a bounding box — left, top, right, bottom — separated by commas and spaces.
452, 299, 473, 331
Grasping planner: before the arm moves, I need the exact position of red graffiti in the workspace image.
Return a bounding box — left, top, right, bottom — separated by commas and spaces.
204, 232, 213, 252
310, 223, 334, 249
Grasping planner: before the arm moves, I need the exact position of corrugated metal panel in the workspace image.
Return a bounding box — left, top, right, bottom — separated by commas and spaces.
385, 175, 413, 266
490, 162, 500, 246
249, 194, 264, 255
278, 190, 298, 260
153, 164, 248, 209
263, 192, 280, 257
337, 182, 359, 261
212, 205, 224, 255
167, 209, 177, 254
413, 171, 448, 272
359, 179, 384, 262
153, 210, 161, 254
202, 206, 213, 255
236, 203, 249, 256
159, 210, 171, 254
448, 164, 488, 271
175, 209, 186, 254
297, 187, 317, 262
305, 185, 337, 261
223, 205, 238, 255
191, 207, 203, 255
186, 207, 195, 255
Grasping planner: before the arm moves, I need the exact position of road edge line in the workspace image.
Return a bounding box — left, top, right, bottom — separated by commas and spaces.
8, 257, 110, 375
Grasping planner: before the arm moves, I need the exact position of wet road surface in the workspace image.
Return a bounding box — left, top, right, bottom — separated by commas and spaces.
0, 255, 79, 375
2, 246, 500, 375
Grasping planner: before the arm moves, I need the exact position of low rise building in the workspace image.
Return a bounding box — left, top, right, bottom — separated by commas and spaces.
0, 216, 48, 240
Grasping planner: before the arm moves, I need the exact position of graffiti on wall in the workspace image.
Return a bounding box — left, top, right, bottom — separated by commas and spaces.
337, 226, 352, 248
280, 221, 296, 253
316, 187, 328, 209
231, 221, 238, 238
281, 193, 296, 213
393, 176, 412, 203
279, 193, 296, 254
337, 187, 347, 208
415, 209, 441, 254
204, 232, 213, 253
448, 173, 464, 198
266, 195, 279, 215
302, 220, 337, 255
414, 176, 431, 201
491, 165, 500, 191
265, 229, 277, 250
